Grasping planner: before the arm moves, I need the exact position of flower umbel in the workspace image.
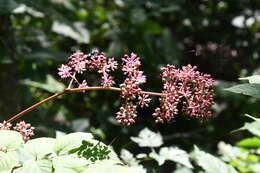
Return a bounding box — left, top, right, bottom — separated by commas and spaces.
0, 121, 35, 141
116, 53, 150, 125
0, 121, 12, 130
153, 64, 214, 123
14, 121, 35, 141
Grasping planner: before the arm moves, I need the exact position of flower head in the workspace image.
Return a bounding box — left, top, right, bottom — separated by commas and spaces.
0, 121, 12, 130
58, 64, 72, 79
153, 64, 214, 123
14, 121, 35, 141
116, 102, 137, 126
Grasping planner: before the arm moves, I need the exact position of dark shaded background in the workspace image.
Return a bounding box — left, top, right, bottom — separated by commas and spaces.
1, 0, 260, 171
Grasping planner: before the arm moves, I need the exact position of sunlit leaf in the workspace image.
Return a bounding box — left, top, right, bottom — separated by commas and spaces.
19, 159, 52, 173
22, 138, 55, 160
192, 146, 238, 173
82, 160, 145, 173
236, 137, 260, 148
52, 21, 90, 44
21, 74, 65, 93
54, 132, 93, 155
0, 151, 19, 172
0, 130, 24, 151
234, 121, 260, 137
239, 75, 260, 84
218, 141, 246, 162
130, 128, 163, 147
149, 147, 193, 168
224, 83, 260, 98
53, 155, 90, 173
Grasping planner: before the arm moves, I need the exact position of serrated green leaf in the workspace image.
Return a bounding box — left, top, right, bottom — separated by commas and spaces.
0, 151, 19, 172
192, 146, 238, 173
239, 75, 260, 84
21, 74, 65, 93
54, 132, 93, 155
22, 138, 55, 160
224, 83, 260, 98
0, 130, 24, 151
236, 137, 260, 148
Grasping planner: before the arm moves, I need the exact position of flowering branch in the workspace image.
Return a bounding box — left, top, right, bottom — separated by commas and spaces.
6, 50, 215, 126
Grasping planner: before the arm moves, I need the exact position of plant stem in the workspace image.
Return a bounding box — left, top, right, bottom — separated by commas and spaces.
7, 86, 165, 123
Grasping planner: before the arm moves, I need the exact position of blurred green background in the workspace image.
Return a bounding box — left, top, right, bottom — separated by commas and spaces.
1, 0, 260, 170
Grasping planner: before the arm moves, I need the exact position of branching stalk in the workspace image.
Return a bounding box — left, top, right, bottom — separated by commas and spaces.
7, 87, 165, 123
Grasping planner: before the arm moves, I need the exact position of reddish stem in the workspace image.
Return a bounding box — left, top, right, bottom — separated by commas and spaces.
7, 87, 165, 123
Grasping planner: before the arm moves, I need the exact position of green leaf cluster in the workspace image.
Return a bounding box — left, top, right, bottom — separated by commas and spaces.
0, 131, 143, 173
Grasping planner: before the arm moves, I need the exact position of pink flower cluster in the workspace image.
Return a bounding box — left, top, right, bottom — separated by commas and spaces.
153, 64, 214, 123
58, 50, 214, 125
116, 53, 151, 125
58, 50, 118, 88
0, 121, 35, 141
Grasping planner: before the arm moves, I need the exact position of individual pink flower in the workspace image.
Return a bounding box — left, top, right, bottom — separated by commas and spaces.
138, 94, 151, 108
58, 64, 72, 79
0, 121, 12, 130
78, 80, 88, 88
14, 121, 35, 141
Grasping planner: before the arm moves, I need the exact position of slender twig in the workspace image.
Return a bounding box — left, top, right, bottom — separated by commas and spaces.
67, 73, 76, 89
7, 87, 165, 123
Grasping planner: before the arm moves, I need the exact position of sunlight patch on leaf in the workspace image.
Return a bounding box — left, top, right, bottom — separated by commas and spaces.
192, 146, 238, 173
149, 147, 193, 168
130, 128, 163, 147
0, 130, 24, 151
21, 74, 65, 93
52, 21, 90, 44
234, 121, 260, 137
218, 141, 246, 162
239, 75, 260, 84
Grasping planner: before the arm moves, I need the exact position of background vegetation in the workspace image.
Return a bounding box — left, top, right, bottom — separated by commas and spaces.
1, 0, 260, 172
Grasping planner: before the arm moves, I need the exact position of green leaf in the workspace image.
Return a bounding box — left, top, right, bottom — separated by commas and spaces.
149, 147, 193, 168
82, 160, 145, 173
0, 151, 19, 172
192, 146, 238, 173
130, 128, 163, 147
239, 75, 260, 84
236, 137, 260, 148
224, 83, 260, 98
54, 132, 93, 155
21, 74, 65, 93
53, 155, 90, 173
52, 21, 90, 44
18, 159, 52, 173
22, 138, 55, 160
0, 130, 24, 151
235, 121, 260, 137
0, 0, 19, 14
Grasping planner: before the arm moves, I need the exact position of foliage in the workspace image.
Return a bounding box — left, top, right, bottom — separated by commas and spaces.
2, 0, 260, 172
0, 130, 144, 173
